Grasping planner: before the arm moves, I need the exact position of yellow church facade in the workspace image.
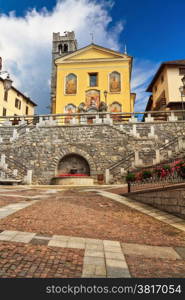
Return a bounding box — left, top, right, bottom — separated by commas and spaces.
52, 42, 135, 115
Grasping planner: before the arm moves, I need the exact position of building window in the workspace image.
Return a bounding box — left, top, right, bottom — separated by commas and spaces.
89, 73, 98, 87
179, 68, 185, 75
161, 75, 164, 83
154, 85, 157, 92
4, 90, 8, 101
109, 71, 121, 93
15, 98, 21, 109
25, 106, 29, 115
3, 108, 7, 116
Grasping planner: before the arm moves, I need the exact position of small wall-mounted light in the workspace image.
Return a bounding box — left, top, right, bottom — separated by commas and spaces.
3, 74, 13, 91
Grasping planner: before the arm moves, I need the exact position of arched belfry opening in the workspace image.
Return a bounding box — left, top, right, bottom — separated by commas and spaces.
58, 154, 90, 176
63, 43, 68, 52
58, 44, 63, 54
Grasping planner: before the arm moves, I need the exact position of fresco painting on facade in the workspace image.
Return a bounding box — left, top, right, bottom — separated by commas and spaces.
109, 71, 121, 93
85, 89, 100, 110
110, 101, 122, 121
110, 102, 122, 112
65, 73, 77, 94
64, 103, 76, 123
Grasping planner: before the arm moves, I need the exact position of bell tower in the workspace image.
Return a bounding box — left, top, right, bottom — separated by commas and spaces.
50, 31, 78, 113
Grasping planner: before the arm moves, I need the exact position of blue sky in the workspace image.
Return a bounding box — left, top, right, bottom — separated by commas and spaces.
0, 0, 184, 113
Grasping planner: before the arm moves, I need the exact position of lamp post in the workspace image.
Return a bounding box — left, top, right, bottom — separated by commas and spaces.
3, 74, 13, 91
0, 72, 13, 92
104, 90, 108, 105
179, 75, 185, 120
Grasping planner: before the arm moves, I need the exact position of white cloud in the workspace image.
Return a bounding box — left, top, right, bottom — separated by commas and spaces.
131, 59, 159, 112
0, 0, 158, 114
0, 0, 123, 113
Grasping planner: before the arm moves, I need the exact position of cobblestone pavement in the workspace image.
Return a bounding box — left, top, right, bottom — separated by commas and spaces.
0, 241, 84, 278
0, 186, 185, 278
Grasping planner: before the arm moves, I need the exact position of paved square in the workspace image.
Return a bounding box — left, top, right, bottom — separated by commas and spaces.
0, 186, 185, 278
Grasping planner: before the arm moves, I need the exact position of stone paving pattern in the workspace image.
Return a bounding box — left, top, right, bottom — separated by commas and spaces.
0, 186, 185, 278
0, 241, 84, 278
0, 189, 185, 247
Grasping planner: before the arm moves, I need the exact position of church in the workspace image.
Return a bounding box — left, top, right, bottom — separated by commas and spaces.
50, 31, 136, 115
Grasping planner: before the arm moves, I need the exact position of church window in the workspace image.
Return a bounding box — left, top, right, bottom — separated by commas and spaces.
109, 71, 121, 93
89, 73, 98, 87
65, 73, 77, 94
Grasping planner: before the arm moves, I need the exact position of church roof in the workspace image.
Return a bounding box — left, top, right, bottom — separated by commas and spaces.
55, 43, 132, 63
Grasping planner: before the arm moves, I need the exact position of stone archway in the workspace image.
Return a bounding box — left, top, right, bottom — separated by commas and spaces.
49, 147, 97, 181
58, 154, 90, 175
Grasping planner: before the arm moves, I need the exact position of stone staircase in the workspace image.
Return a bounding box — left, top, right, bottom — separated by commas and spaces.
107, 131, 185, 184
0, 154, 31, 185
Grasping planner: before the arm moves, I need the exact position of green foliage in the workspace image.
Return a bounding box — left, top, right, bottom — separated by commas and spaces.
163, 165, 171, 171
180, 165, 185, 178
142, 170, 152, 179
126, 172, 136, 182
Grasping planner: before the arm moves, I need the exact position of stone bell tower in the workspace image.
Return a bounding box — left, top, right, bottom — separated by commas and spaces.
50, 31, 78, 113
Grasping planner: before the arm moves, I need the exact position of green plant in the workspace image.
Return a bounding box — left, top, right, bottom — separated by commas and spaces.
142, 170, 152, 179
126, 172, 136, 182
163, 165, 171, 171
179, 165, 185, 178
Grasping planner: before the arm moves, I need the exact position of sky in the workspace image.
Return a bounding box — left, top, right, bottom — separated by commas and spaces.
0, 0, 185, 114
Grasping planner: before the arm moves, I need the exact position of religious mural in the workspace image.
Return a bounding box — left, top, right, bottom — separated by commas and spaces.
109, 71, 121, 93
110, 102, 122, 121
64, 104, 76, 123
110, 102, 122, 112
65, 73, 77, 94
85, 89, 100, 110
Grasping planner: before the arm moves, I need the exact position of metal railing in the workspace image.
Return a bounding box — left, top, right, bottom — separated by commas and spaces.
127, 158, 185, 192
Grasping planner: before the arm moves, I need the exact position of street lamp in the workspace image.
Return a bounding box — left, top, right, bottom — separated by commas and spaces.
0, 71, 13, 91
179, 75, 185, 120
104, 90, 108, 105
3, 74, 13, 91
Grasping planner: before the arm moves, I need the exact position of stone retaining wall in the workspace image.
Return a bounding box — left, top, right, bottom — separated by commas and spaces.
0, 121, 185, 184
124, 184, 185, 219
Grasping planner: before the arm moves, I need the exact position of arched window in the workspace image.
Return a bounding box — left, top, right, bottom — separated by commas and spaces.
58, 44, 63, 54
109, 71, 121, 93
64, 44, 68, 52
65, 73, 77, 94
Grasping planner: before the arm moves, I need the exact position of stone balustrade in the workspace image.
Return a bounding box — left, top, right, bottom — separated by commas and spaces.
0, 110, 184, 127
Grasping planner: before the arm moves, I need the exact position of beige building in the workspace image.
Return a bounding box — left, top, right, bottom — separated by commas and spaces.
0, 77, 37, 117
146, 60, 185, 112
